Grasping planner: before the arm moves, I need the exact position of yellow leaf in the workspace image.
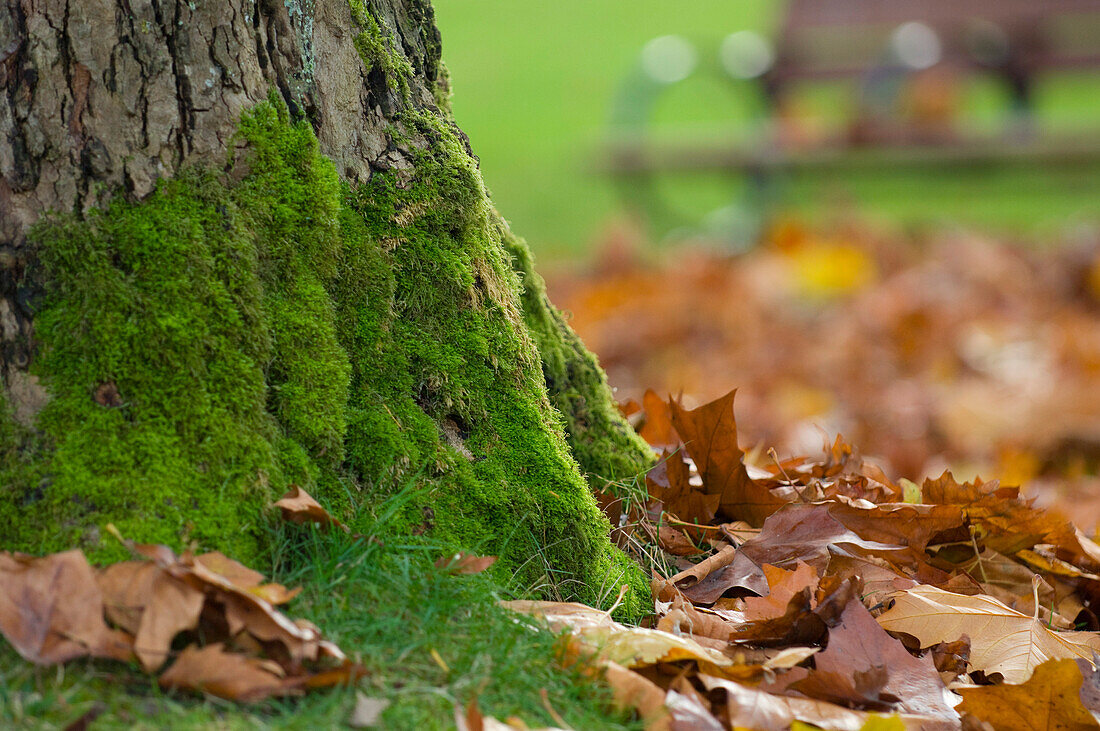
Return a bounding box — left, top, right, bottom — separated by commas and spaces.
1016, 548, 1097, 579
958, 658, 1100, 730
877, 585, 1100, 684
786, 240, 877, 299
899, 479, 922, 505
502, 600, 734, 669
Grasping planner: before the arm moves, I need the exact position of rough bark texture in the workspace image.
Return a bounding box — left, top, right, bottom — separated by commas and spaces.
0, 0, 652, 614
0, 0, 433, 421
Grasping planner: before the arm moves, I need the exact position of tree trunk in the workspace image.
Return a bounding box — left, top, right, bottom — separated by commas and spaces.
0, 0, 652, 614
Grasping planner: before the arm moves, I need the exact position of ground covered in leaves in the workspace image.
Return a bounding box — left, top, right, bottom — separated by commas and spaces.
550, 221, 1100, 529
542, 388, 1100, 729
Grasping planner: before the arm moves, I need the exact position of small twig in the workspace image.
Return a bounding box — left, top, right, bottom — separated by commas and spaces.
968, 525, 989, 584
602, 584, 629, 618
768, 448, 794, 484
540, 689, 572, 730
719, 524, 742, 547
771, 447, 813, 502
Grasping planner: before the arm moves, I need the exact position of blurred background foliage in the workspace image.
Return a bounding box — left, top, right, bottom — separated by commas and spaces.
435, 0, 776, 258
436, 0, 1100, 259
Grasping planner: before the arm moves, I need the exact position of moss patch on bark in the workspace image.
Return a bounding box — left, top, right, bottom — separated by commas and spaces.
0, 1, 652, 619
1, 93, 648, 617
502, 226, 654, 490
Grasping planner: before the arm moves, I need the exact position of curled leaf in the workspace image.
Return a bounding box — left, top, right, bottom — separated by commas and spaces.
274, 486, 348, 532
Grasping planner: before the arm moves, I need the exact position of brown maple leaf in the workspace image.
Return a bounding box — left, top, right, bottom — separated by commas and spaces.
806, 600, 957, 721
669, 389, 788, 527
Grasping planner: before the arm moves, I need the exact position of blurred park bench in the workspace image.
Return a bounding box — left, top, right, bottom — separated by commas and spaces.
601, 0, 1100, 238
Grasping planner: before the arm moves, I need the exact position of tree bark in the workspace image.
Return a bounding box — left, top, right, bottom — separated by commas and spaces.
1, 0, 437, 419
0, 0, 651, 614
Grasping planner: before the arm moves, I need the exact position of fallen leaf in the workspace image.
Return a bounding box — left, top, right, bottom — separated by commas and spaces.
274, 486, 348, 532
742, 562, 820, 621
158, 643, 290, 702
963, 493, 1085, 558
957, 658, 1100, 730
349, 692, 391, 728
665, 689, 725, 731
824, 501, 965, 555
763, 646, 819, 670
930, 636, 971, 680
501, 600, 735, 671
806, 600, 957, 721
669, 390, 788, 526
435, 553, 498, 575
744, 504, 912, 572
655, 593, 737, 643
0, 551, 133, 664
698, 674, 944, 731
678, 551, 769, 604
788, 665, 898, 711
921, 472, 1008, 505
877, 585, 1100, 683
1076, 658, 1100, 713
188, 551, 301, 605
97, 561, 160, 635
131, 568, 205, 671
604, 661, 672, 730
657, 525, 705, 556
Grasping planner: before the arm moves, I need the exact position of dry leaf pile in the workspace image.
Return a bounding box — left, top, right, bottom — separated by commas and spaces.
509, 388, 1100, 730
549, 223, 1100, 527
0, 537, 365, 702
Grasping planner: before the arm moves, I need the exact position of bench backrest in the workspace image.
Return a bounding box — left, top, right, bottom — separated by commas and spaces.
774, 0, 1100, 81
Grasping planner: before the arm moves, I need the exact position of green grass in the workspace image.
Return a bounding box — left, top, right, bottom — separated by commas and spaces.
434, 0, 778, 257
0, 490, 641, 730
435, 1, 1100, 258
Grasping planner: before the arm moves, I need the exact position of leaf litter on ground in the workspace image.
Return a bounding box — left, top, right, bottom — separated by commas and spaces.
8, 393, 1100, 728
0, 517, 365, 703
505, 388, 1100, 729
550, 222, 1100, 530
9, 253, 1100, 727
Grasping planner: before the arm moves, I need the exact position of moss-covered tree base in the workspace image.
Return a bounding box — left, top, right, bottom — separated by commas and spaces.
0, 93, 649, 616
0, 0, 653, 619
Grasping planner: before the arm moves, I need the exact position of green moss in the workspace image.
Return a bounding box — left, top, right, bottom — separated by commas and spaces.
0, 99, 353, 565
0, 7, 651, 619
348, 0, 413, 101
332, 102, 647, 616
502, 224, 654, 491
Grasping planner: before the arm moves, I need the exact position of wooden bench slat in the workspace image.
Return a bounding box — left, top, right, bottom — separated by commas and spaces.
598, 133, 1100, 175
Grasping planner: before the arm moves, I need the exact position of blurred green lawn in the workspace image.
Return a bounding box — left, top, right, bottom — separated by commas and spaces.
435, 1, 1100, 259
434, 0, 777, 257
